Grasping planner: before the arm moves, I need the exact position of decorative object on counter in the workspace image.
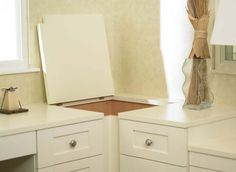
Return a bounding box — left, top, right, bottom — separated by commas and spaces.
0, 87, 28, 114
182, 0, 213, 110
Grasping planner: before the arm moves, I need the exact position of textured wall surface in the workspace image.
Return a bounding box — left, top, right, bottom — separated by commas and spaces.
211, 74, 236, 106
112, 0, 167, 97
0, 72, 45, 105
0, 0, 236, 106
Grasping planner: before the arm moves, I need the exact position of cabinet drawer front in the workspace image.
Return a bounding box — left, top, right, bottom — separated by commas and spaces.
37, 120, 103, 168
0, 132, 36, 161
190, 152, 236, 172
120, 120, 187, 166
38, 155, 103, 172
190, 166, 218, 172
120, 155, 187, 172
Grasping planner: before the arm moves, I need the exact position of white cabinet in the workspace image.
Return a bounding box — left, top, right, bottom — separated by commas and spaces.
120, 155, 187, 172
37, 120, 103, 168
0, 104, 104, 172
120, 120, 188, 166
37, 119, 103, 171
38, 155, 103, 172
119, 119, 188, 171
0, 132, 36, 161
119, 102, 236, 172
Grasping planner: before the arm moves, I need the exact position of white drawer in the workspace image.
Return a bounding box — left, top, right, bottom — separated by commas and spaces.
37, 119, 103, 168
120, 155, 187, 172
190, 166, 218, 172
38, 155, 103, 172
190, 152, 236, 172
119, 120, 188, 166
0, 132, 36, 161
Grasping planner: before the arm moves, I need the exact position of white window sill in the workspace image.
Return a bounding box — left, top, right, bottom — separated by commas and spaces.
0, 68, 41, 76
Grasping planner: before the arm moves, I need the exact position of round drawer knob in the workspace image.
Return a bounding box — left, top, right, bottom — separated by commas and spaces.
145, 139, 153, 146
69, 140, 77, 148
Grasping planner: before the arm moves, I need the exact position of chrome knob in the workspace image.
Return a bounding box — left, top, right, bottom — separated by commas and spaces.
145, 139, 153, 146
69, 140, 77, 148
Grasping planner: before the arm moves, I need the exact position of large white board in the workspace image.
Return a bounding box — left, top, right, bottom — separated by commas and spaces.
38, 15, 114, 104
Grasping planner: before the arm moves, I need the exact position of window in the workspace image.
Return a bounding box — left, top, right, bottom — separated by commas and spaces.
213, 46, 236, 75
212, 0, 236, 75
0, 0, 28, 72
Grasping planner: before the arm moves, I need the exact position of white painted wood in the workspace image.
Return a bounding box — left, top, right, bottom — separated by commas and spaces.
38, 15, 114, 104
38, 155, 103, 172
103, 116, 119, 172
0, 132, 36, 161
190, 152, 236, 172
119, 120, 188, 166
120, 155, 187, 172
188, 118, 236, 144
190, 166, 218, 172
118, 102, 236, 128
0, 104, 103, 137
37, 120, 103, 168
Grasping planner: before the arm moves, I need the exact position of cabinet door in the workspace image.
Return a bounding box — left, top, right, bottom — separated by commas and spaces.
38, 155, 103, 172
37, 120, 103, 168
120, 155, 187, 172
0, 132, 36, 161
120, 120, 188, 166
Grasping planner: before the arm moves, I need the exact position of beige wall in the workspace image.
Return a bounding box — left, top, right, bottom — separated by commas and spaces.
0, 0, 236, 106
112, 0, 167, 97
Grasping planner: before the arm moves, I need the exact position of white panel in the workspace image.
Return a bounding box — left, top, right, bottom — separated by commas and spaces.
0, 132, 36, 161
38, 155, 103, 172
38, 15, 114, 104
120, 155, 187, 172
103, 116, 119, 172
37, 120, 103, 168
188, 118, 236, 144
190, 152, 236, 172
119, 120, 188, 166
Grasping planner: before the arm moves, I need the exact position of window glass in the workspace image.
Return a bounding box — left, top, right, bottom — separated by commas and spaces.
0, 0, 22, 61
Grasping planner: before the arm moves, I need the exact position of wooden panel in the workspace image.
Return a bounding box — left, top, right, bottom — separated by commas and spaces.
70, 101, 113, 115
69, 100, 154, 116
111, 100, 153, 115
38, 15, 114, 104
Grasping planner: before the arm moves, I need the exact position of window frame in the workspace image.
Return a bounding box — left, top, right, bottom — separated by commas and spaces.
0, 0, 29, 73
213, 46, 236, 75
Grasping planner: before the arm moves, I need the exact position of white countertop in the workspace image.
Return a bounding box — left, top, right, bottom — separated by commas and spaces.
118, 102, 236, 128
0, 104, 103, 137
113, 94, 175, 106
189, 136, 236, 159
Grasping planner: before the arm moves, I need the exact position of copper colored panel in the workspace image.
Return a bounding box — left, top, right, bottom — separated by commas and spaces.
69, 100, 155, 116
111, 100, 154, 115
